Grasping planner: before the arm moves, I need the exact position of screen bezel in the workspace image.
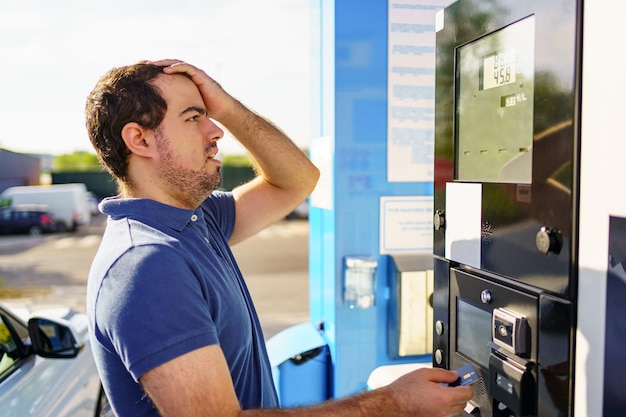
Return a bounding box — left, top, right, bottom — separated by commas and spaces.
449, 268, 539, 366
454, 15, 536, 184
434, 3, 578, 296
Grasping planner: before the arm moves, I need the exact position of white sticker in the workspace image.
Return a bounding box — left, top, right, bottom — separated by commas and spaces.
445, 182, 481, 268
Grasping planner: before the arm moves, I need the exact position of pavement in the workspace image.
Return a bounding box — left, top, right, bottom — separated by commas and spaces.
0, 234, 56, 252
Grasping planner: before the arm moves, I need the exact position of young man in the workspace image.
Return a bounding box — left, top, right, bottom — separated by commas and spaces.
85, 60, 472, 417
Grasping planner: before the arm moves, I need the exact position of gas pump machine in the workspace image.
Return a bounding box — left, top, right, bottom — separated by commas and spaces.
433, 0, 579, 415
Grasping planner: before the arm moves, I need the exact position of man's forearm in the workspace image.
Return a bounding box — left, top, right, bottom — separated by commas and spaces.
218, 98, 319, 195
241, 386, 401, 417
238, 367, 471, 417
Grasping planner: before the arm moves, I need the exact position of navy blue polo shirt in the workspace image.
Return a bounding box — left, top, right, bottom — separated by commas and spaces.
87, 192, 278, 416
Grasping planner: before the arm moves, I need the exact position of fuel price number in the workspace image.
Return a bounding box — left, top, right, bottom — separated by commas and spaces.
482, 49, 517, 90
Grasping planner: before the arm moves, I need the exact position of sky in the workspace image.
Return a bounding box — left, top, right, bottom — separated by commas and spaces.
0, 0, 312, 156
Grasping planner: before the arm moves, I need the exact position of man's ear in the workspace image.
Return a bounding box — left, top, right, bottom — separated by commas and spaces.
121, 122, 154, 157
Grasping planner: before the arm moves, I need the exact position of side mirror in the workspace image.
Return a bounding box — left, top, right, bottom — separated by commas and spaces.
27, 317, 84, 359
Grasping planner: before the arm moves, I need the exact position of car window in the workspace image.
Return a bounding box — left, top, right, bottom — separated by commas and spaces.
0, 312, 28, 379
0, 317, 17, 375
0, 210, 10, 221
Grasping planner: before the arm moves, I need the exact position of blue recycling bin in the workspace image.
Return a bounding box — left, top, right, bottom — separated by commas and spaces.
266, 323, 330, 407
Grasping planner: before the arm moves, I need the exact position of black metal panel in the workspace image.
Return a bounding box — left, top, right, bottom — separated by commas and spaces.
434, 0, 582, 299
450, 268, 539, 363
449, 268, 540, 416
537, 294, 573, 416
432, 256, 451, 369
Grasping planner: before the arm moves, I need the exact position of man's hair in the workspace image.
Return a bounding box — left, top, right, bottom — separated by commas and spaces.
85, 63, 167, 184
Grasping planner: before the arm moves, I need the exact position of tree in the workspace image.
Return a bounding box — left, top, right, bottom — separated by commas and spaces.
53, 152, 103, 172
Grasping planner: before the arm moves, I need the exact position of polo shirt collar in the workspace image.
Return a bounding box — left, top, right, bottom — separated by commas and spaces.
100, 196, 203, 232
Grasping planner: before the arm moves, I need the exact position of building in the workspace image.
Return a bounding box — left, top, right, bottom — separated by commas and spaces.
0, 148, 41, 194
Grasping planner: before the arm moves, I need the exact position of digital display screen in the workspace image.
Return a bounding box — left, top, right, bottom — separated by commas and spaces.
456, 299, 492, 369
481, 50, 517, 90
455, 16, 535, 183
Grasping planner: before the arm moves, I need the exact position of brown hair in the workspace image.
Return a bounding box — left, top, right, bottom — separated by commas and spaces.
85, 63, 167, 184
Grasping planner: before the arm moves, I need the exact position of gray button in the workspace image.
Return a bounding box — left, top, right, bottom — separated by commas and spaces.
436, 320, 445, 336
435, 349, 444, 365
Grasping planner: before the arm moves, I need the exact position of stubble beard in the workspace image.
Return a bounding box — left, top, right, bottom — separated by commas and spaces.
154, 130, 222, 202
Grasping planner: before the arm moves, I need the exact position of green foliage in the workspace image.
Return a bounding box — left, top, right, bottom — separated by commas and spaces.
0, 322, 11, 346
221, 154, 252, 167
51, 152, 253, 172
53, 152, 102, 172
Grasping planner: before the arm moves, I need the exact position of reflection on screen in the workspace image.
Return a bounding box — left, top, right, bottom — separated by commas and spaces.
456, 299, 492, 369
455, 15, 535, 183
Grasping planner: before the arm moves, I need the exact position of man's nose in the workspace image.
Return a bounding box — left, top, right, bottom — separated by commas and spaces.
204, 117, 224, 141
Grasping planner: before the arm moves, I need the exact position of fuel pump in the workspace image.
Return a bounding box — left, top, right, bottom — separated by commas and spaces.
433, 1, 579, 415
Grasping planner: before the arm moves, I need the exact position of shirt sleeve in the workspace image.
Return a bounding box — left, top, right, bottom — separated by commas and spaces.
94, 243, 219, 382
202, 191, 236, 240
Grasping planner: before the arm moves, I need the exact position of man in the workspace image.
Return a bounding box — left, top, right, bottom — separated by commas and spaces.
85, 60, 472, 417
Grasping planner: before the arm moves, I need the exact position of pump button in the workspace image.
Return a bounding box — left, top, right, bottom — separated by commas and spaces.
434, 210, 445, 231
434, 349, 444, 365
536, 227, 562, 254
435, 320, 445, 336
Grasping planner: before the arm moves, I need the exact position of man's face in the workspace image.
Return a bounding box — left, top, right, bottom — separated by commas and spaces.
150, 74, 224, 203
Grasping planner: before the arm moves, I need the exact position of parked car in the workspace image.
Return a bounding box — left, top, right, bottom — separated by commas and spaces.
0, 302, 112, 417
286, 200, 309, 220
0, 184, 91, 232
0, 205, 60, 236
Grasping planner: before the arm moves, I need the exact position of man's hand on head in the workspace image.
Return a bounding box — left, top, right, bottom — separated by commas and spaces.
148, 59, 235, 122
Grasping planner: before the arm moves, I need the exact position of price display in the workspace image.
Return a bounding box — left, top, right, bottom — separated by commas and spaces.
482, 50, 517, 90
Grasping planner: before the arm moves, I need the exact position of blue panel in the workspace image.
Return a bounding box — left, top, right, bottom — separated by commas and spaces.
309, 0, 436, 399
308, 207, 325, 325
353, 99, 387, 144
332, 0, 389, 398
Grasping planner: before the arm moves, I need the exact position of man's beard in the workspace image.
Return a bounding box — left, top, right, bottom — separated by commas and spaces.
154, 129, 222, 201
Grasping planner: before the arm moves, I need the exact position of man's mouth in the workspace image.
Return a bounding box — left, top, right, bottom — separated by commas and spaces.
207, 143, 219, 159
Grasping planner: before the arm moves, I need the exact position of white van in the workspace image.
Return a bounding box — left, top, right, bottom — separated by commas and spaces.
0, 184, 91, 232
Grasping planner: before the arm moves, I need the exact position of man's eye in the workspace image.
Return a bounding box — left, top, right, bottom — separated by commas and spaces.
188, 115, 200, 121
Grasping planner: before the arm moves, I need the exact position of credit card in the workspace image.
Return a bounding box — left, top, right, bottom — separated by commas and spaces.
449, 363, 479, 387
